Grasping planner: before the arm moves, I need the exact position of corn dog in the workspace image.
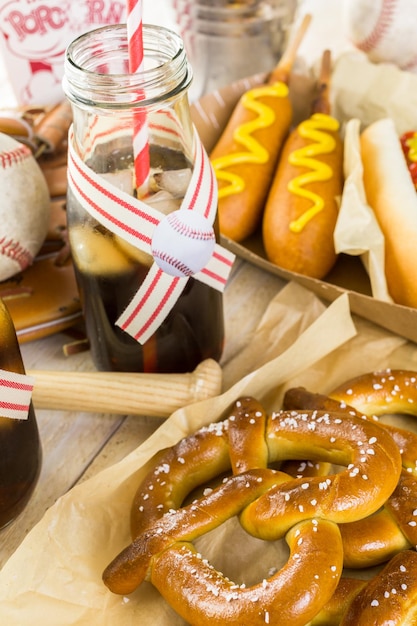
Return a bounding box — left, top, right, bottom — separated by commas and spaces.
210, 14, 311, 243
262, 50, 343, 279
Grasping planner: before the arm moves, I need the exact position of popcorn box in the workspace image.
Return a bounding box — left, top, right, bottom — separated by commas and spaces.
0, 0, 126, 106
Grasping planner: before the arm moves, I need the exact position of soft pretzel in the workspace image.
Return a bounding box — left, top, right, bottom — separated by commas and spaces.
283, 376, 417, 568
330, 369, 417, 476
105, 468, 292, 595
329, 368, 417, 420
340, 470, 417, 568
284, 373, 417, 475
340, 550, 417, 626
149, 518, 342, 626
128, 398, 401, 541
129, 397, 269, 539
308, 577, 366, 626
106, 471, 344, 626
308, 550, 417, 625
239, 406, 401, 539
103, 397, 401, 624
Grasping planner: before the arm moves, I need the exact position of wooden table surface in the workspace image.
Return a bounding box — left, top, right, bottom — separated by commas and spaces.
0, 256, 286, 569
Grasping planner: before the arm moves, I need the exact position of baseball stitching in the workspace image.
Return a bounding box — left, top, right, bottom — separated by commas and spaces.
168, 212, 214, 241
0, 236, 33, 271
403, 52, 417, 72
0, 144, 35, 270
0, 144, 32, 169
354, 0, 397, 53
153, 250, 193, 276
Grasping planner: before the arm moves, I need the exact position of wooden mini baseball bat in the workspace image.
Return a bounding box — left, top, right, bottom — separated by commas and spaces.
28, 358, 222, 418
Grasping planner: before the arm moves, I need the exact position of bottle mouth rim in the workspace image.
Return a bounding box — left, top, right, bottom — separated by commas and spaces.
63, 24, 192, 109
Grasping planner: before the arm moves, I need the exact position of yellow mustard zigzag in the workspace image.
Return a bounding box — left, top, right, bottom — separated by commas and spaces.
211, 82, 289, 199
288, 113, 340, 233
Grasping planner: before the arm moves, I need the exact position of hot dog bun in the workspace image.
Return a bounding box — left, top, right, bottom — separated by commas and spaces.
360, 117, 417, 308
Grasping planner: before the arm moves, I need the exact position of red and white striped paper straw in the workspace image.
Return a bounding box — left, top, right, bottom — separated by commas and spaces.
126, 0, 150, 195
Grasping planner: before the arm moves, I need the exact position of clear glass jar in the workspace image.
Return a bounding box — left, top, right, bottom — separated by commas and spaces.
63, 24, 224, 373
0, 299, 42, 529
176, 0, 294, 100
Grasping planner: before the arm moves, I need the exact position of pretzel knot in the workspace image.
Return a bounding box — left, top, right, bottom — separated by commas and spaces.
284, 369, 417, 569
103, 397, 401, 626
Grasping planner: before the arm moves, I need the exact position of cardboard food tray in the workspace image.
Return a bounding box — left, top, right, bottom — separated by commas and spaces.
191, 71, 417, 345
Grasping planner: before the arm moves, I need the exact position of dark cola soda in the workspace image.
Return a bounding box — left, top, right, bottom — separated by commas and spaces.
64, 25, 226, 373
67, 145, 225, 374
0, 299, 42, 529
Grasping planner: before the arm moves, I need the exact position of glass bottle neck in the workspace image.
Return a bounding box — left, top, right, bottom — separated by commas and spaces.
63, 24, 195, 172
63, 24, 193, 113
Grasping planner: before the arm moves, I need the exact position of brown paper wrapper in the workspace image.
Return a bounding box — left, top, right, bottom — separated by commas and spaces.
1, 282, 416, 624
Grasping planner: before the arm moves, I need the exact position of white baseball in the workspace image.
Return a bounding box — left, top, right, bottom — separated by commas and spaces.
0, 133, 50, 281
343, 0, 417, 71
151, 209, 215, 277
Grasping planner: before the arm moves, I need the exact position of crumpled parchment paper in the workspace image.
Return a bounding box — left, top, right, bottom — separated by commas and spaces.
334, 117, 392, 303
1, 280, 416, 625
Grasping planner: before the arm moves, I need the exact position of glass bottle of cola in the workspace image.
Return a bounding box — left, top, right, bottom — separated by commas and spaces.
0, 299, 42, 529
63, 24, 225, 374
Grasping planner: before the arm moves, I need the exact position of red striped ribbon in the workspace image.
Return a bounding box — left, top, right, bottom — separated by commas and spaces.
67, 122, 235, 344
0, 369, 34, 420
